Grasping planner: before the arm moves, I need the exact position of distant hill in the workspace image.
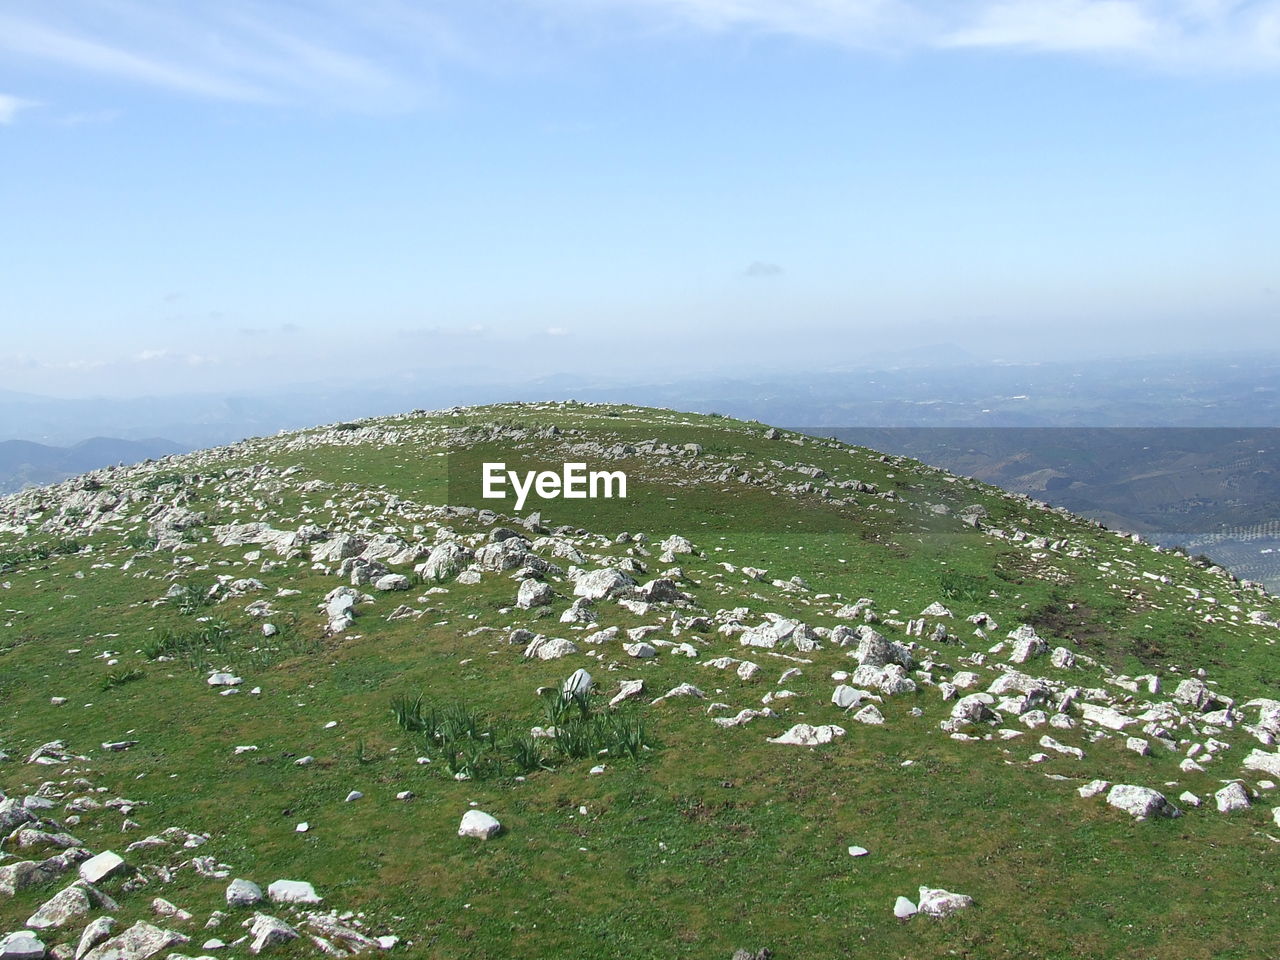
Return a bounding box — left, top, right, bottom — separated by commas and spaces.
0, 436, 186, 493
815, 428, 1280, 593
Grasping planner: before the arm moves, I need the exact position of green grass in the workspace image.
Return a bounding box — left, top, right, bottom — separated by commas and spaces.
0, 402, 1277, 960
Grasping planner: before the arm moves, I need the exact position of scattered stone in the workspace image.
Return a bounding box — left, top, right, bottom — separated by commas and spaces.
78, 851, 125, 885
458, 810, 502, 840
80, 921, 188, 960
1077, 779, 1110, 799
893, 896, 917, 919
916, 886, 974, 918
1215, 781, 1251, 813
767, 724, 845, 746
225, 879, 263, 908
247, 913, 298, 955
266, 880, 322, 905
0, 931, 45, 960
75, 917, 114, 960
1106, 784, 1180, 819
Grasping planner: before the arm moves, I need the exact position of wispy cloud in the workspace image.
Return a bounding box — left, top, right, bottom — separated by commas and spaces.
0, 93, 37, 124
0, 0, 1276, 117
542, 0, 1280, 68
0, 0, 467, 110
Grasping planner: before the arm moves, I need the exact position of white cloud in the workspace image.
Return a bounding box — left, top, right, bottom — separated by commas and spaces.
0, 0, 1277, 115
0, 93, 36, 124
941, 1, 1161, 52
0, 0, 456, 110
540, 0, 1280, 68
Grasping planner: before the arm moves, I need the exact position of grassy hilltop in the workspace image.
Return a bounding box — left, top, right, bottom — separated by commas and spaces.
1, 402, 1278, 960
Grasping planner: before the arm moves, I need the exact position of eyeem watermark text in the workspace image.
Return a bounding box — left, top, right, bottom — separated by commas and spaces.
481, 462, 628, 511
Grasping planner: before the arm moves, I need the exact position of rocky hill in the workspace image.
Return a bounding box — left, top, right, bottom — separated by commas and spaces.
0, 403, 1277, 960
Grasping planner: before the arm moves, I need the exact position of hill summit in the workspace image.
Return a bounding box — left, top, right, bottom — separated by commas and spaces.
1, 402, 1278, 960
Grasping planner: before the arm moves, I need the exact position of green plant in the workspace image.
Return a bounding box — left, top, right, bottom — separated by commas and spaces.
102, 667, 144, 690
506, 733, 546, 773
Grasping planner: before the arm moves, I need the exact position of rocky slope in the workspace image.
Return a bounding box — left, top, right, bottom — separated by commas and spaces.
0, 402, 1277, 960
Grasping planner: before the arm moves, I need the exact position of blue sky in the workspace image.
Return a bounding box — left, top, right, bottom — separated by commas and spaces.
1, 1, 1278, 396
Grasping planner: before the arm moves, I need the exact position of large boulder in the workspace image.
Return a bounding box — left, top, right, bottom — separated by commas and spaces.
0, 798, 36, 833
0, 931, 45, 960
1243, 748, 1280, 778
573, 568, 636, 601
25, 882, 93, 929
266, 879, 322, 905
767, 724, 845, 746
458, 810, 502, 840
248, 914, 298, 955
916, 886, 974, 918
80, 921, 188, 960
226, 878, 264, 907
1106, 784, 1181, 819
516, 579, 554, 609
523, 636, 579, 661
415, 542, 474, 582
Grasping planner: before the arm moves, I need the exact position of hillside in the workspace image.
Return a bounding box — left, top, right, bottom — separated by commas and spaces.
1, 402, 1278, 960
0, 439, 187, 495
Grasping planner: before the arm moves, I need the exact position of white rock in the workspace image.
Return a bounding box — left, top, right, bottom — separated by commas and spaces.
75, 916, 114, 959
1243, 748, 1280, 778
0, 931, 45, 960
79, 921, 188, 960
266, 879, 322, 905
516, 579, 553, 609
852, 704, 885, 725
917, 886, 974, 918
1126, 737, 1151, 756
78, 850, 125, 885
458, 810, 502, 840
248, 913, 298, 954
608, 679, 644, 707
1106, 784, 1180, 819
573, 568, 636, 601
1077, 779, 1110, 798
563, 668, 593, 697
1080, 703, 1135, 730
226, 878, 263, 907
1215, 781, 1251, 813
848, 846, 869, 857
767, 723, 845, 746
26, 882, 91, 929
893, 896, 918, 919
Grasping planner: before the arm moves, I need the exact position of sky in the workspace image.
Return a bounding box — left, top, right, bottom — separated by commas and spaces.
1, 0, 1279, 397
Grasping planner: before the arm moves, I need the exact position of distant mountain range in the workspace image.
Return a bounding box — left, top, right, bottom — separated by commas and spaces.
0, 437, 187, 493
814, 427, 1280, 593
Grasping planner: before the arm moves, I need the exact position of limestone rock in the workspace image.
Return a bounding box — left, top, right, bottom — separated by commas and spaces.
78, 851, 125, 885
1106, 784, 1180, 819
917, 886, 973, 918
458, 810, 502, 840
247, 914, 298, 955
80, 921, 188, 960
767, 724, 845, 746
225, 879, 263, 907
0, 931, 46, 960
266, 880, 322, 905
